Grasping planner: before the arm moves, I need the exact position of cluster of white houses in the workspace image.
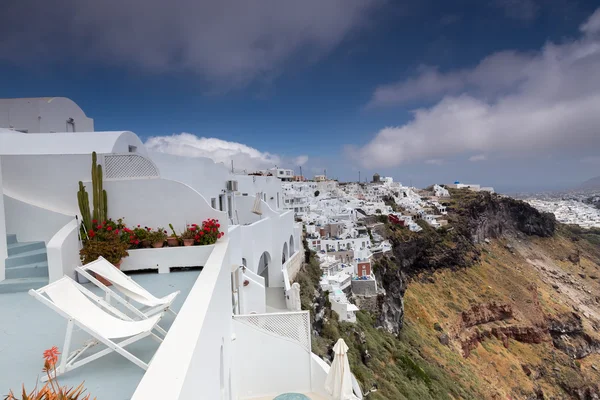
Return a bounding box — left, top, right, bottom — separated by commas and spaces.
0, 98, 361, 399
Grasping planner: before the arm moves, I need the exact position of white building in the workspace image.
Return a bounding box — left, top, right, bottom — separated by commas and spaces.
269, 167, 294, 182
0, 98, 360, 399
0, 97, 94, 133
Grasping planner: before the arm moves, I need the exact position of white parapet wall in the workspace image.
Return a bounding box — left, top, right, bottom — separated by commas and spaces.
121, 245, 215, 274
46, 218, 80, 282
232, 311, 313, 398
131, 239, 234, 400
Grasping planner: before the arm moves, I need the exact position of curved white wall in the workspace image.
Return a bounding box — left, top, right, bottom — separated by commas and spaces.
149, 152, 229, 205
104, 179, 227, 232
46, 218, 80, 282
4, 194, 74, 244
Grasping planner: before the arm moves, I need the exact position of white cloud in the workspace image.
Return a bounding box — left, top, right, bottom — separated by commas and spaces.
146, 133, 288, 172
425, 159, 444, 165
353, 8, 600, 169
294, 155, 309, 166
469, 154, 487, 162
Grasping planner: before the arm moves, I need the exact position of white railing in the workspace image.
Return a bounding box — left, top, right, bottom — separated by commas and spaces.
103, 154, 160, 180
234, 311, 311, 352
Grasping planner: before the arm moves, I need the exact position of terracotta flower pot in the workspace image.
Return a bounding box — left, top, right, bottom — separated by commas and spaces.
153, 241, 164, 248
167, 237, 179, 247
183, 238, 195, 246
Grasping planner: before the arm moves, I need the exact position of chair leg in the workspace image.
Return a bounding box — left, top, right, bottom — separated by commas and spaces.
59, 320, 74, 374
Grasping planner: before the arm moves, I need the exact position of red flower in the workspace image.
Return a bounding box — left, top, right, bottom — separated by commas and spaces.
138, 225, 141, 227
216, 223, 220, 228
213, 228, 217, 233
194, 234, 200, 240
115, 229, 120, 234
43, 346, 60, 366
192, 223, 198, 227
164, 230, 167, 234
190, 226, 196, 231
199, 231, 205, 236
89, 230, 95, 238
92, 219, 97, 224
107, 226, 113, 231
97, 225, 102, 230
134, 239, 140, 245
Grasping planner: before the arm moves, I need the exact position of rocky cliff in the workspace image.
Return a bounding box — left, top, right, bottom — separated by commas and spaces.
296, 189, 600, 399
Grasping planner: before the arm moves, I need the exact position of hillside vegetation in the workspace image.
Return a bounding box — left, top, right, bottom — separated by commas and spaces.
295, 189, 600, 399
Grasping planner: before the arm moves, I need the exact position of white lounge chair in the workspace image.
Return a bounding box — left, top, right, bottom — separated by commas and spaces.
29, 277, 164, 380
76, 257, 179, 331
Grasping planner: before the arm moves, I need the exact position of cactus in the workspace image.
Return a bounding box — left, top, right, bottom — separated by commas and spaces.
169, 223, 178, 239
91, 152, 98, 222
78, 151, 108, 234
77, 181, 92, 232
97, 164, 104, 222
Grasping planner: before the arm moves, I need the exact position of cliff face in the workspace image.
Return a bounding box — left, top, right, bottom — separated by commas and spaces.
450, 191, 556, 243
297, 189, 600, 399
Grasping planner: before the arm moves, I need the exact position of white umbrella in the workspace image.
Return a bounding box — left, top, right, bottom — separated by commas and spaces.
325, 338, 358, 400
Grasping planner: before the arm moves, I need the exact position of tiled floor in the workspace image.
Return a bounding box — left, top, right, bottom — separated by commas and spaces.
0, 269, 200, 400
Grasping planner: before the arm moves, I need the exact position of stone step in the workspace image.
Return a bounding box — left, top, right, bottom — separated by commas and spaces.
5, 249, 48, 268
5, 262, 49, 279
0, 277, 49, 294
6, 234, 17, 246
7, 241, 46, 257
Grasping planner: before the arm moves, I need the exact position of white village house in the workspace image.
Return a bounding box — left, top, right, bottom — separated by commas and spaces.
0, 98, 362, 399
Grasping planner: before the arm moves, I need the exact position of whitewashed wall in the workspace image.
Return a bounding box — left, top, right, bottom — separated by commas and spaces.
0, 97, 94, 133
0, 158, 7, 281
235, 175, 281, 212
3, 195, 74, 244
46, 219, 80, 282
104, 179, 227, 233
232, 319, 311, 398
121, 245, 215, 274
132, 240, 234, 400
1, 154, 91, 215
241, 267, 266, 314
149, 152, 230, 207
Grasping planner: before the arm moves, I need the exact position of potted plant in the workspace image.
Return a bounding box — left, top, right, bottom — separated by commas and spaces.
167, 223, 180, 247
194, 218, 224, 245
148, 228, 167, 248
133, 225, 151, 248
80, 233, 129, 286
180, 225, 197, 246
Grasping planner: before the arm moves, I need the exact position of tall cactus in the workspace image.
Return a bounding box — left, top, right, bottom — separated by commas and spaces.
78, 151, 108, 233
77, 181, 92, 232
97, 164, 105, 222
91, 152, 99, 222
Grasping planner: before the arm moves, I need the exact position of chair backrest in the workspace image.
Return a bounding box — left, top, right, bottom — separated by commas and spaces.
83, 257, 163, 306
38, 277, 159, 339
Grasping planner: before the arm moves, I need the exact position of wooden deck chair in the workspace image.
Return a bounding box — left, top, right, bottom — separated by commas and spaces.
76, 257, 179, 333
29, 277, 164, 381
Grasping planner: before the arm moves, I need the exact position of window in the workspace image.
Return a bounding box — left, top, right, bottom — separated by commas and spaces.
128, 145, 137, 153
227, 196, 233, 219
219, 195, 226, 212
211, 198, 217, 209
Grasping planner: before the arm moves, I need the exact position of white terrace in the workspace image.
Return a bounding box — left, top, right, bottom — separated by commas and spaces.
0, 119, 360, 399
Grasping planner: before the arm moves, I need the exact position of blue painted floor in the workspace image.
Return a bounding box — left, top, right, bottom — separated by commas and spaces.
0, 269, 200, 400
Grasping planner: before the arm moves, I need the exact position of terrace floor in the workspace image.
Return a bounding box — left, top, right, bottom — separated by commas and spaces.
0, 269, 200, 400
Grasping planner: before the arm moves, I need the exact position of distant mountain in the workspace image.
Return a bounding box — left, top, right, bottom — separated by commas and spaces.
580, 176, 600, 190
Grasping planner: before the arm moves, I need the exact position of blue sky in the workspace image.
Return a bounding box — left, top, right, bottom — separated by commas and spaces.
2, 0, 600, 192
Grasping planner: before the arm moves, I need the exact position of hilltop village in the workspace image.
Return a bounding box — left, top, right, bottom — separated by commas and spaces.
254, 169, 495, 323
